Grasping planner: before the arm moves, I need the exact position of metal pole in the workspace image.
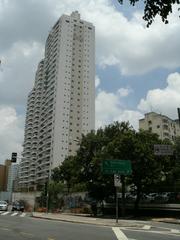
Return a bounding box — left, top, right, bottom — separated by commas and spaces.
46, 190, 49, 213
116, 187, 118, 223
46, 155, 52, 213
121, 175, 125, 218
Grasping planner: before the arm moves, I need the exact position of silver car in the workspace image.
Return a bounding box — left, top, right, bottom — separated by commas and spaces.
0, 201, 8, 211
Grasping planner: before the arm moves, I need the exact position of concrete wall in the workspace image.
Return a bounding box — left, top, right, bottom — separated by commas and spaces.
0, 191, 11, 202
12, 191, 41, 207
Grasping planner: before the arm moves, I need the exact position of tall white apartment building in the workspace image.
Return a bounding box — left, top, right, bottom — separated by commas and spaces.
139, 112, 180, 142
19, 11, 95, 190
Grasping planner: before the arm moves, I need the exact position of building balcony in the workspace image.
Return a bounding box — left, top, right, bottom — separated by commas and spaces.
36, 175, 48, 180
19, 179, 29, 184
37, 160, 50, 169
28, 172, 35, 177
20, 169, 29, 175
21, 158, 30, 164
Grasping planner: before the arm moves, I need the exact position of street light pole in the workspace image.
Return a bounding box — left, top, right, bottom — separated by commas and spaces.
46, 158, 52, 213
116, 186, 118, 223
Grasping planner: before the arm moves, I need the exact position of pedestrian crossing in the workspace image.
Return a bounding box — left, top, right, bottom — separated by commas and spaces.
0, 211, 26, 217
119, 224, 180, 237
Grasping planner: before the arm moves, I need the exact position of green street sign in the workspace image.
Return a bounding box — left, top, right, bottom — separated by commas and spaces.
102, 159, 132, 175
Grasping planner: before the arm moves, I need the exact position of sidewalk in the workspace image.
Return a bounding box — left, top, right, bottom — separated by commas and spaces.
32, 212, 146, 227
32, 212, 180, 227
151, 217, 180, 225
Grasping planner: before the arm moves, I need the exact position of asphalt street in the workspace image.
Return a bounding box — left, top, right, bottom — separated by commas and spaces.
0, 212, 180, 240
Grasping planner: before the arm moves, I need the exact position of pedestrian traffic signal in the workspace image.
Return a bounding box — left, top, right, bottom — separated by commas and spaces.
11, 152, 17, 162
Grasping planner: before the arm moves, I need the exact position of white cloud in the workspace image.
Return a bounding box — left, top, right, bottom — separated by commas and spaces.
0, 106, 24, 164
138, 72, 180, 119
1, 0, 180, 79
95, 75, 101, 88
0, 41, 44, 108
96, 88, 143, 130
80, 1, 180, 75
118, 87, 132, 97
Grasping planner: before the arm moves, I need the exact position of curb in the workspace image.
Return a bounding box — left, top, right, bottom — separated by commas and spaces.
152, 219, 180, 225
32, 214, 143, 228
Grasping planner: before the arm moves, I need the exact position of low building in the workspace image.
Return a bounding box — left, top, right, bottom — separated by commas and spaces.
7, 164, 19, 192
0, 160, 11, 191
0, 165, 6, 191
139, 112, 180, 142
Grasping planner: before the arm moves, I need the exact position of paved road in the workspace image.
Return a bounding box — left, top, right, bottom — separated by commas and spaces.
0, 212, 180, 240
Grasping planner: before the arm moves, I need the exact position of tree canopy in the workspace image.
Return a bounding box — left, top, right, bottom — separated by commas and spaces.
118, 0, 180, 26
51, 121, 178, 213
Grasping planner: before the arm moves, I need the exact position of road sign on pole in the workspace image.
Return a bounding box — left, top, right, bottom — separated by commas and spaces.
154, 144, 173, 156
114, 174, 121, 187
102, 160, 132, 175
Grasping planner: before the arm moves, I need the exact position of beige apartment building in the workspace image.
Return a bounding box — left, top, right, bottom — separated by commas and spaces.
19, 11, 95, 190
139, 112, 180, 141
0, 160, 12, 191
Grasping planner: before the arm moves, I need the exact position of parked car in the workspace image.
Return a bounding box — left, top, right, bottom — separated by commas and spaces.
12, 201, 25, 212
0, 201, 8, 211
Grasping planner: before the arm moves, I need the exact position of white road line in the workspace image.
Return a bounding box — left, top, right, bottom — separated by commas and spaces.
120, 228, 180, 237
1, 211, 9, 215
11, 212, 18, 216
142, 225, 151, 230
20, 213, 26, 217
171, 229, 180, 234
112, 227, 129, 240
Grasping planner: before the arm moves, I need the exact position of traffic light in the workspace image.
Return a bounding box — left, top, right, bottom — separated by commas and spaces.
11, 152, 17, 162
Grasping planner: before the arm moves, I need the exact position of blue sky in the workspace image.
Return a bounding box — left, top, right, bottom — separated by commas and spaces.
0, 0, 180, 163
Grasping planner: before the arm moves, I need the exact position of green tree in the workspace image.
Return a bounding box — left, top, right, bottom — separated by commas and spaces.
103, 129, 172, 213
52, 156, 77, 193
50, 121, 177, 214
48, 181, 65, 210
118, 0, 180, 27
74, 122, 133, 202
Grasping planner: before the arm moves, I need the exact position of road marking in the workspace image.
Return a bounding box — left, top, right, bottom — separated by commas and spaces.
0, 227, 10, 231
112, 227, 129, 240
142, 225, 151, 230
171, 229, 180, 234
20, 232, 34, 237
11, 212, 18, 216
1, 211, 9, 215
20, 213, 26, 217
120, 228, 180, 237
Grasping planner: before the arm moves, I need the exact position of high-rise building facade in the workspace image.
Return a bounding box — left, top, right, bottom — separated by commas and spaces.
19, 11, 95, 190
139, 112, 180, 141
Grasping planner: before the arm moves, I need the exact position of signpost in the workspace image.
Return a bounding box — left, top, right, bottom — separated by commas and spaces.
102, 159, 132, 223
114, 175, 121, 187
154, 144, 173, 156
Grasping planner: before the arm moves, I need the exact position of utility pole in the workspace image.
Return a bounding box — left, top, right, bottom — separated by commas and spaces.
114, 175, 120, 223
121, 175, 126, 218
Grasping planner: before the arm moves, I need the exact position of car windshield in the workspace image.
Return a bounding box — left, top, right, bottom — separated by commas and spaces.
0, 201, 7, 205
